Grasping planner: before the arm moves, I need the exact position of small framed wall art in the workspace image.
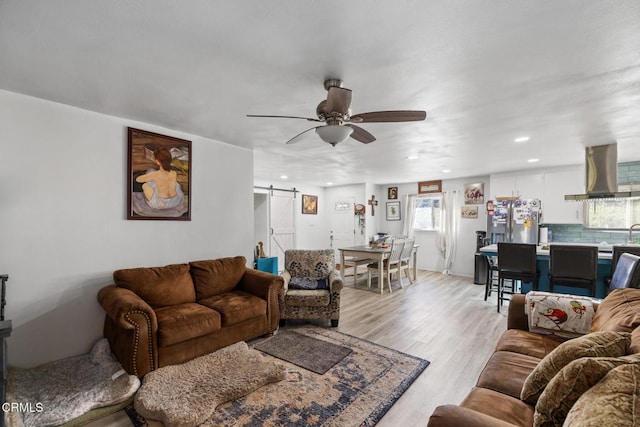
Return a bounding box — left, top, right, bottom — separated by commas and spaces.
302, 194, 318, 214
127, 127, 191, 220
388, 186, 398, 199
461, 205, 479, 219
464, 182, 485, 204
386, 201, 401, 221
418, 180, 442, 194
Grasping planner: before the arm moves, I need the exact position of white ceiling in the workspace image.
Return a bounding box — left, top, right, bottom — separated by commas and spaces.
2, 1, 640, 187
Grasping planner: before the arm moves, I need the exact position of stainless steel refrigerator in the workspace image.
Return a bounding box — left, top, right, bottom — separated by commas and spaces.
487, 199, 541, 244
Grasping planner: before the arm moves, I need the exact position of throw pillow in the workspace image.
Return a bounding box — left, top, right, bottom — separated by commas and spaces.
525, 291, 595, 339
563, 363, 640, 426
589, 288, 640, 333
520, 331, 631, 405
289, 277, 329, 290
533, 354, 640, 427
114, 263, 195, 308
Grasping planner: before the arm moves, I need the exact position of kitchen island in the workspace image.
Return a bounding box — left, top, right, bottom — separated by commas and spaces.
479, 243, 612, 298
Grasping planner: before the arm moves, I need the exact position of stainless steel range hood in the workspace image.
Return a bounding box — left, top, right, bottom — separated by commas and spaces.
565, 143, 640, 200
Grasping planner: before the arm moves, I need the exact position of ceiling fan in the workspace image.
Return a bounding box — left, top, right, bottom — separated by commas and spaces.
247, 79, 427, 146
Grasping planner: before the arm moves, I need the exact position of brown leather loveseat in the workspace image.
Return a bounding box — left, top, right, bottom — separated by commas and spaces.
97, 256, 283, 378
428, 289, 640, 426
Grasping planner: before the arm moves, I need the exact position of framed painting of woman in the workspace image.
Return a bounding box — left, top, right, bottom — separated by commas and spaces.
127, 127, 192, 220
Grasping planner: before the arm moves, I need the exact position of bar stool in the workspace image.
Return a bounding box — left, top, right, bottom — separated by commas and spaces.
497, 243, 539, 313
605, 245, 640, 289
549, 245, 598, 297
609, 253, 640, 292
484, 256, 499, 301
612, 245, 640, 274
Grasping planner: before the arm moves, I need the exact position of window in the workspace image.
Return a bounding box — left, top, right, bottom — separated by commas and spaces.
413, 195, 442, 231
584, 191, 640, 229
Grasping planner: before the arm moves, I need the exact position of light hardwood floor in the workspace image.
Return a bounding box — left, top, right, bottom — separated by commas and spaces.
87, 270, 508, 426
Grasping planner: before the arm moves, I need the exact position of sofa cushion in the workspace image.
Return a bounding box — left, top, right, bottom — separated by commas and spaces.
563, 363, 640, 426
190, 257, 247, 300
631, 326, 640, 354
199, 291, 266, 326
155, 303, 221, 347
533, 354, 640, 427
114, 263, 196, 308
476, 351, 541, 398
590, 288, 640, 333
495, 329, 564, 359
284, 289, 331, 307
460, 387, 534, 427
520, 331, 631, 405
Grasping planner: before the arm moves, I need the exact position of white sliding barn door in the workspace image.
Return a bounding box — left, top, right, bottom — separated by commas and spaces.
270, 191, 296, 272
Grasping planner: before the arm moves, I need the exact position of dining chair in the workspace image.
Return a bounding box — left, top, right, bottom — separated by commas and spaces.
549, 245, 598, 297
497, 243, 538, 313
343, 256, 376, 286
367, 238, 405, 293
399, 238, 415, 285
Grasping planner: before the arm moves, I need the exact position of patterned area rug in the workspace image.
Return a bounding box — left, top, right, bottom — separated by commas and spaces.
126, 327, 429, 427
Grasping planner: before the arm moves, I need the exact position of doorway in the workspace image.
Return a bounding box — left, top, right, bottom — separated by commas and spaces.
269, 191, 296, 272
330, 196, 357, 264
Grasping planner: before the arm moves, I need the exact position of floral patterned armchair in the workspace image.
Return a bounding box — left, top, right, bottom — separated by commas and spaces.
280, 249, 344, 327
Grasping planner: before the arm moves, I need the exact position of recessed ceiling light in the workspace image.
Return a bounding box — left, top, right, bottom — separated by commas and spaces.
515, 136, 530, 143
527, 158, 539, 163
280, 175, 288, 179
326, 182, 333, 186
442, 169, 451, 173
407, 155, 419, 160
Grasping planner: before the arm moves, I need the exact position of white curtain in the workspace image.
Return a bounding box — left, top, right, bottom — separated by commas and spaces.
401, 194, 417, 238
438, 190, 461, 275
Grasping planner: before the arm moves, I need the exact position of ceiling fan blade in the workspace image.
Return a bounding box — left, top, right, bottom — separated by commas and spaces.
325, 86, 352, 114
285, 126, 321, 144
350, 110, 426, 123
247, 114, 322, 122
346, 124, 376, 144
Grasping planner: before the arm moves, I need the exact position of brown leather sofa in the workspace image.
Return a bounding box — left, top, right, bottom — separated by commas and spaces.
428, 289, 640, 427
97, 256, 283, 378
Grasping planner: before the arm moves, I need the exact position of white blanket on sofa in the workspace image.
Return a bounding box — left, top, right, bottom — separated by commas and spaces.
525, 291, 595, 338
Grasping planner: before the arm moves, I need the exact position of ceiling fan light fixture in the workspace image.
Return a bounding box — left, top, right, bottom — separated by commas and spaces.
316, 125, 353, 145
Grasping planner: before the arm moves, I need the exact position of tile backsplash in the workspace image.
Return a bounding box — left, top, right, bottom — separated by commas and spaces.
545, 224, 630, 244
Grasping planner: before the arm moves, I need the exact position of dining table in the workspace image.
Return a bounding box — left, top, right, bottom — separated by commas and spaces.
338, 244, 419, 295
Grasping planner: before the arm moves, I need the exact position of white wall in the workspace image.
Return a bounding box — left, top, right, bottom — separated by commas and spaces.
0, 90, 255, 367
253, 193, 269, 256
442, 176, 489, 277
376, 177, 489, 277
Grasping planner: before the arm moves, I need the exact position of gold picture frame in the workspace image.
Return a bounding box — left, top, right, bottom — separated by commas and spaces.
388, 186, 398, 199
302, 194, 318, 214
418, 180, 442, 194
